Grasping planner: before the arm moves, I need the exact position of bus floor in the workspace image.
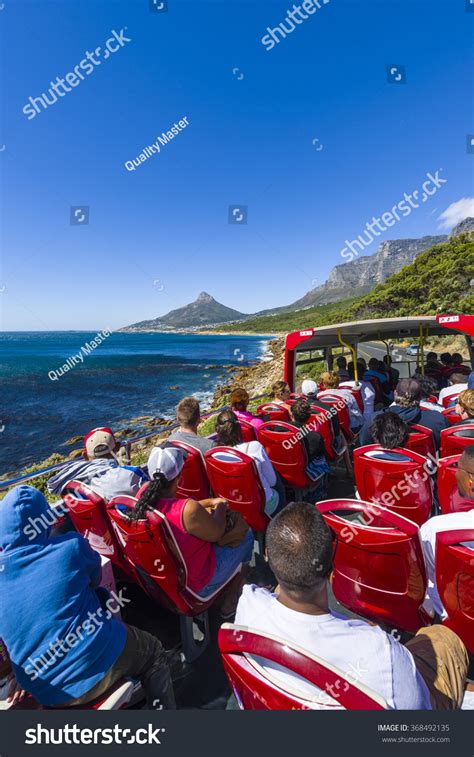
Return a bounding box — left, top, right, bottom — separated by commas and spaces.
120, 459, 358, 709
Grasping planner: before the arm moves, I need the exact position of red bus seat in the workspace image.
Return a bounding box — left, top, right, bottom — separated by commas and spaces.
440, 425, 474, 458
257, 421, 315, 490
308, 410, 340, 461
239, 420, 257, 443
106, 496, 243, 660
437, 455, 474, 514
166, 440, 211, 501
314, 394, 354, 442
436, 529, 474, 654
405, 424, 436, 459
256, 404, 290, 423
442, 408, 462, 426
441, 392, 461, 409
218, 624, 387, 710
204, 447, 270, 532
354, 445, 432, 526
62, 480, 135, 581
317, 499, 431, 632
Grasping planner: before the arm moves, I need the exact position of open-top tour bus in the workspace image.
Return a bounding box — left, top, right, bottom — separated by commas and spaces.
284, 314, 474, 390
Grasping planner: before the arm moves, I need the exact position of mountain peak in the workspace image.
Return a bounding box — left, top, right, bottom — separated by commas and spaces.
196, 291, 215, 303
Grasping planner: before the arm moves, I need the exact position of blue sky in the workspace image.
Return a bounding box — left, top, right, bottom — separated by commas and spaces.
1, 0, 473, 330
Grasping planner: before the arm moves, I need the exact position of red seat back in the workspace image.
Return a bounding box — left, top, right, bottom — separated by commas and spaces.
442, 392, 461, 408
354, 446, 432, 526
62, 480, 135, 580
239, 420, 257, 443
256, 404, 290, 423
405, 424, 436, 459
308, 411, 337, 461
257, 422, 311, 489
106, 496, 229, 615
437, 456, 473, 514
315, 394, 353, 441
442, 409, 462, 426
317, 499, 429, 632
366, 377, 384, 405
218, 624, 387, 710
166, 440, 211, 501
436, 529, 474, 654
440, 425, 474, 458
204, 447, 269, 532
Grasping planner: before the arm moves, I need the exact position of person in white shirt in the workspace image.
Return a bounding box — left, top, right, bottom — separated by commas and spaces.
214, 410, 284, 517
317, 371, 363, 430
438, 373, 468, 407
420, 446, 474, 619
235, 502, 469, 709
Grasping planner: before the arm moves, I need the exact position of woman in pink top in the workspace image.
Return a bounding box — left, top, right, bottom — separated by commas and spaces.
230, 387, 265, 430
129, 447, 253, 612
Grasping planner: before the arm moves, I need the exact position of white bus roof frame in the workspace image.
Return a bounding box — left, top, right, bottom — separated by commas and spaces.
284, 315, 474, 389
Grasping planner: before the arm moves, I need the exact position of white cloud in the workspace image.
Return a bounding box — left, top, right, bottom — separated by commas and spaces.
438, 197, 474, 230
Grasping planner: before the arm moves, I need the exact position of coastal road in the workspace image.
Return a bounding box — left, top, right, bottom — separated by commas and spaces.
358, 341, 419, 378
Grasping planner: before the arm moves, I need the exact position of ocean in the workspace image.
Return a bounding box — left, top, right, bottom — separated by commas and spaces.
0, 331, 273, 477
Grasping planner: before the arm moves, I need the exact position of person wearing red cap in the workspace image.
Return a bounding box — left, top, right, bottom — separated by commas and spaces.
47, 427, 148, 501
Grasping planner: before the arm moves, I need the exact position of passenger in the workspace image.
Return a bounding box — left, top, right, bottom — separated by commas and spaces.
47, 427, 148, 501
168, 396, 216, 453
419, 447, 474, 620
0, 486, 175, 709
424, 352, 446, 388
214, 410, 285, 517
141, 446, 253, 611
271, 380, 292, 411
230, 388, 264, 431
301, 379, 342, 443
383, 354, 399, 388
454, 390, 474, 432
289, 399, 331, 493
363, 358, 392, 403
438, 374, 468, 408
335, 356, 350, 380
235, 502, 468, 709
440, 352, 454, 379
446, 353, 471, 378
342, 361, 376, 423
414, 374, 444, 412
367, 412, 412, 461
317, 371, 363, 431
358, 379, 449, 450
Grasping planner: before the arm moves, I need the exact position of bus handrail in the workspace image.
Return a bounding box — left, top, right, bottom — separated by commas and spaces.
0, 395, 268, 491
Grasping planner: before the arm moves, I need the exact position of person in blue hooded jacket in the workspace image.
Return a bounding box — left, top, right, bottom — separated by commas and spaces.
0, 485, 175, 708
358, 378, 448, 450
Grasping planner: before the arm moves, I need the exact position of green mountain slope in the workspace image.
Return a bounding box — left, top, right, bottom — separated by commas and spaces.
218, 235, 474, 333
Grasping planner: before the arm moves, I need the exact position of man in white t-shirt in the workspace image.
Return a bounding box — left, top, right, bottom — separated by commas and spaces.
236, 502, 469, 709
420, 446, 474, 619
438, 373, 468, 407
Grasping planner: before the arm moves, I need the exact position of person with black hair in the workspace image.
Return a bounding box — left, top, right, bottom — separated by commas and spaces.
372, 411, 409, 448
287, 399, 331, 498
235, 502, 467, 709
215, 410, 286, 517
383, 354, 399, 389
412, 373, 444, 412
132, 446, 254, 612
